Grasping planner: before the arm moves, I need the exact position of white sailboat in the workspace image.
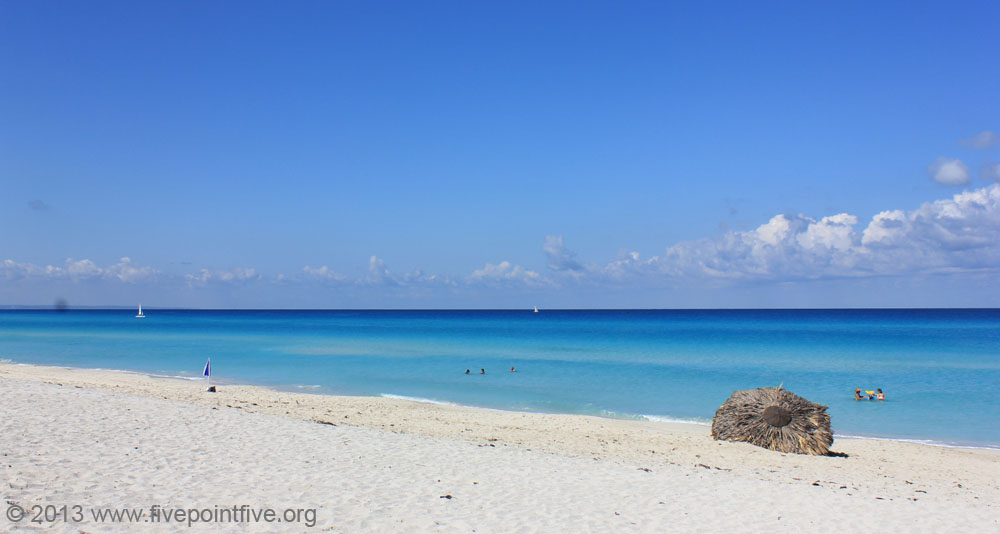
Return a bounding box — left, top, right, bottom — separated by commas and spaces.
534, 306, 539, 313
136, 304, 145, 318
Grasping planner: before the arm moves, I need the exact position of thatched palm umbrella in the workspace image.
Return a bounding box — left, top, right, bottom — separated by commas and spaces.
711, 386, 833, 455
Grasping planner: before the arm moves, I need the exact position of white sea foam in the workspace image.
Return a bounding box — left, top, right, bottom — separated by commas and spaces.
147, 374, 206, 381
641, 414, 711, 425
119, 370, 207, 381
380, 393, 455, 406
833, 433, 1000, 451
76, 367, 209, 382
295, 385, 323, 389
637, 419, 999, 450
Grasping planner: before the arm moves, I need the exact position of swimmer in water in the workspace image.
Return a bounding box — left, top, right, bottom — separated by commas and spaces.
480, 368, 485, 375
510, 366, 516, 372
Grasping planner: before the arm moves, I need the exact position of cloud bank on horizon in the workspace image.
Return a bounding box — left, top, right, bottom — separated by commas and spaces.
4, 182, 999, 305
614, 183, 1000, 282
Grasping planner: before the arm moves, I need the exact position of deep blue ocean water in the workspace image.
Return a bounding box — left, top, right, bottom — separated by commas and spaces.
1, 309, 998, 448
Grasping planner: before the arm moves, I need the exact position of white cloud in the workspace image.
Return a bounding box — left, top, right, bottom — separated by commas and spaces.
902, 184, 1000, 251
184, 267, 261, 285
861, 210, 907, 247
399, 268, 450, 285
468, 261, 545, 286
356, 256, 454, 287
0, 257, 158, 283
0, 259, 44, 280
928, 157, 971, 186
65, 259, 102, 279
543, 235, 584, 272
531, 184, 999, 285
302, 265, 346, 282
598, 250, 650, 281
364, 255, 396, 286
641, 183, 1000, 281
797, 213, 858, 251
658, 214, 832, 280
6, 184, 999, 297
960, 130, 998, 149
755, 214, 796, 246
104, 257, 158, 283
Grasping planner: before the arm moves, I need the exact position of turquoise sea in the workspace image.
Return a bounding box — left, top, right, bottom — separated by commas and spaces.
1, 309, 998, 448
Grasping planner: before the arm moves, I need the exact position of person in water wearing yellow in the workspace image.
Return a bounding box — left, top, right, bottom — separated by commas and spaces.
855, 388, 885, 400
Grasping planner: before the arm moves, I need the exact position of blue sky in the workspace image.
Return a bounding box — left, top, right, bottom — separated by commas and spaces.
2, 1, 999, 308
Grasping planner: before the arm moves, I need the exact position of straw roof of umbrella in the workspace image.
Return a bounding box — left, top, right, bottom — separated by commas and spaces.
711, 386, 833, 455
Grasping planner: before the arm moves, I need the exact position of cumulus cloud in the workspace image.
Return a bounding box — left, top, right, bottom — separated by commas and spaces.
398, 268, 450, 286
468, 261, 545, 287
960, 130, 999, 149
354, 256, 454, 287
0, 259, 44, 280
184, 267, 261, 285
302, 265, 347, 282
598, 250, 649, 281
103, 257, 158, 282
860, 210, 907, 247
364, 255, 396, 286
796, 213, 859, 251
642, 183, 1000, 281
656, 214, 850, 280
928, 157, 971, 186
534, 184, 1000, 285
543, 235, 584, 272
0, 257, 158, 282
873, 185, 999, 251
65, 259, 103, 278
7, 184, 999, 297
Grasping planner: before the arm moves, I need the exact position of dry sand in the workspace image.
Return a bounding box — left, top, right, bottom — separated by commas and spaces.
1, 363, 997, 532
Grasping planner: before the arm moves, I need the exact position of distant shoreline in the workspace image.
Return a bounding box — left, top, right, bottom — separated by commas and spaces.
4, 306, 1000, 311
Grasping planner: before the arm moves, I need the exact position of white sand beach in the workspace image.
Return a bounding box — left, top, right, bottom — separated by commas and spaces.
1, 363, 997, 533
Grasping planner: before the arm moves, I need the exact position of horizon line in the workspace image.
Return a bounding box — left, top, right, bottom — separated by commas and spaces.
3, 305, 999, 311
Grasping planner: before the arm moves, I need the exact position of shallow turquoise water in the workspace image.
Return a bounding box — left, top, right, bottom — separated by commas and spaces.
1, 309, 997, 447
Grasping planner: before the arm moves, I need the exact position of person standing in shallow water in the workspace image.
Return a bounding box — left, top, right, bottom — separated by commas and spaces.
465, 369, 470, 375
480, 368, 485, 374
876, 388, 885, 400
